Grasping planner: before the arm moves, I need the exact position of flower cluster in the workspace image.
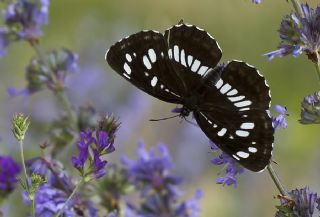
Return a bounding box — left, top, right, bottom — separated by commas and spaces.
0, 155, 21, 197
72, 115, 119, 180
0, 0, 50, 57
121, 142, 202, 217
210, 142, 244, 188
273, 105, 288, 129
8, 48, 79, 97
300, 91, 320, 124
265, 3, 320, 62
275, 187, 320, 217
25, 157, 98, 217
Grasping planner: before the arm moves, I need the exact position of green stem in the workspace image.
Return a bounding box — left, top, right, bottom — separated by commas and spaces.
19, 139, 29, 192
267, 164, 288, 196
55, 91, 78, 131
314, 63, 320, 82
19, 139, 35, 217
31, 199, 35, 217
55, 179, 83, 217
290, 0, 303, 18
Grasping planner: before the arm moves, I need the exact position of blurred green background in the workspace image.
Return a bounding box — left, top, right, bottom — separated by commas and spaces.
1, 0, 320, 216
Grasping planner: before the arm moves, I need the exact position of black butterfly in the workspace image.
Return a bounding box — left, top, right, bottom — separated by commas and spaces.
105, 22, 274, 172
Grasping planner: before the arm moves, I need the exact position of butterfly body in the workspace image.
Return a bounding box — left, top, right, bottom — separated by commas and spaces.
106, 23, 274, 172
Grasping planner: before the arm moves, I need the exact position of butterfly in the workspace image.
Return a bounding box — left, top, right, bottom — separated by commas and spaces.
105, 22, 274, 172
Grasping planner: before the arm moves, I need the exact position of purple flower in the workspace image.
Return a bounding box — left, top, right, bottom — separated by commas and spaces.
4, 0, 50, 40
26, 157, 99, 216
71, 131, 94, 174
24, 184, 75, 217
121, 141, 182, 196
275, 187, 318, 217
210, 142, 244, 188
252, 0, 261, 4
265, 3, 320, 62
300, 91, 320, 124
72, 118, 118, 180
0, 155, 21, 195
174, 190, 203, 217
272, 105, 288, 129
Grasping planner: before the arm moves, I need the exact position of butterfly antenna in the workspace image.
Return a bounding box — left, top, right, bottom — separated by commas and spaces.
149, 114, 180, 122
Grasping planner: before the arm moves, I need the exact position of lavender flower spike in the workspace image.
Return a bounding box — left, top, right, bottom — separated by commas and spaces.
300, 91, 320, 124
210, 142, 244, 188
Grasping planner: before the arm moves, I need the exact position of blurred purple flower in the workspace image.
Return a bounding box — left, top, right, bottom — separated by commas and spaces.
3, 0, 50, 40
26, 157, 99, 216
210, 142, 244, 188
8, 49, 79, 97
252, 0, 261, 4
272, 105, 288, 129
275, 187, 318, 217
265, 3, 320, 62
24, 184, 75, 217
0, 155, 21, 195
121, 141, 182, 196
174, 190, 203, 217
300, 91, 320, 124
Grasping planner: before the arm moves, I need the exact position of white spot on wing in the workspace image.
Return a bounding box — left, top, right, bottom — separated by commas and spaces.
248, 147, 257, 153
145, 72, 149, 77
235, 100, 252, 107
123, 63, 131, 74
228, 95, 245, 102
239, 107, 250, 111
191, 59, 201, 72
220, 83, 232, 94
151, 76, 158, 87
148, 49, 157, 63
143, 55, 152, 70
198, 66, 208, 76
174, 45, 180, 62
125, 54, 132, 62
233, 155, 240, 161
236, 130, 249, 137
227, 89, 238, 96
168, 49, 173, 59
180, 49, 187, 67
240, 122, 255, 129
217, 128, 227, 136
215, 79, 223, 89
236, 151, 249, 158
187, 55, 193, 67
123, 73, 130, 79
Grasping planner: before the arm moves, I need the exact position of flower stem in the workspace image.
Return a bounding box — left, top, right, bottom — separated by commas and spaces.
55, 90, 78, 132
19, 139, 35, 217
267, 164, 288, 197
290, 0, 303, 18
314, 63, 320, 82
31, 199, 35, 217
54, 179, 83, 217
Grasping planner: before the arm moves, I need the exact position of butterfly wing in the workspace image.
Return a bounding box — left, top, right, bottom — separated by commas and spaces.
106, 30, 184, 103
163, 23, 222, 92
194, 61, 274, 172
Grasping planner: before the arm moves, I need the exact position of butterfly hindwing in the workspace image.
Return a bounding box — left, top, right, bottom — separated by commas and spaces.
193, 61, 274, 171
106, 30, 184, 103
164, 24, 222, 91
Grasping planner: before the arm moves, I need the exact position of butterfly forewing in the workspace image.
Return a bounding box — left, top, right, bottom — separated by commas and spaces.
106, 30, 184, 103
164, 24, 222, 92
